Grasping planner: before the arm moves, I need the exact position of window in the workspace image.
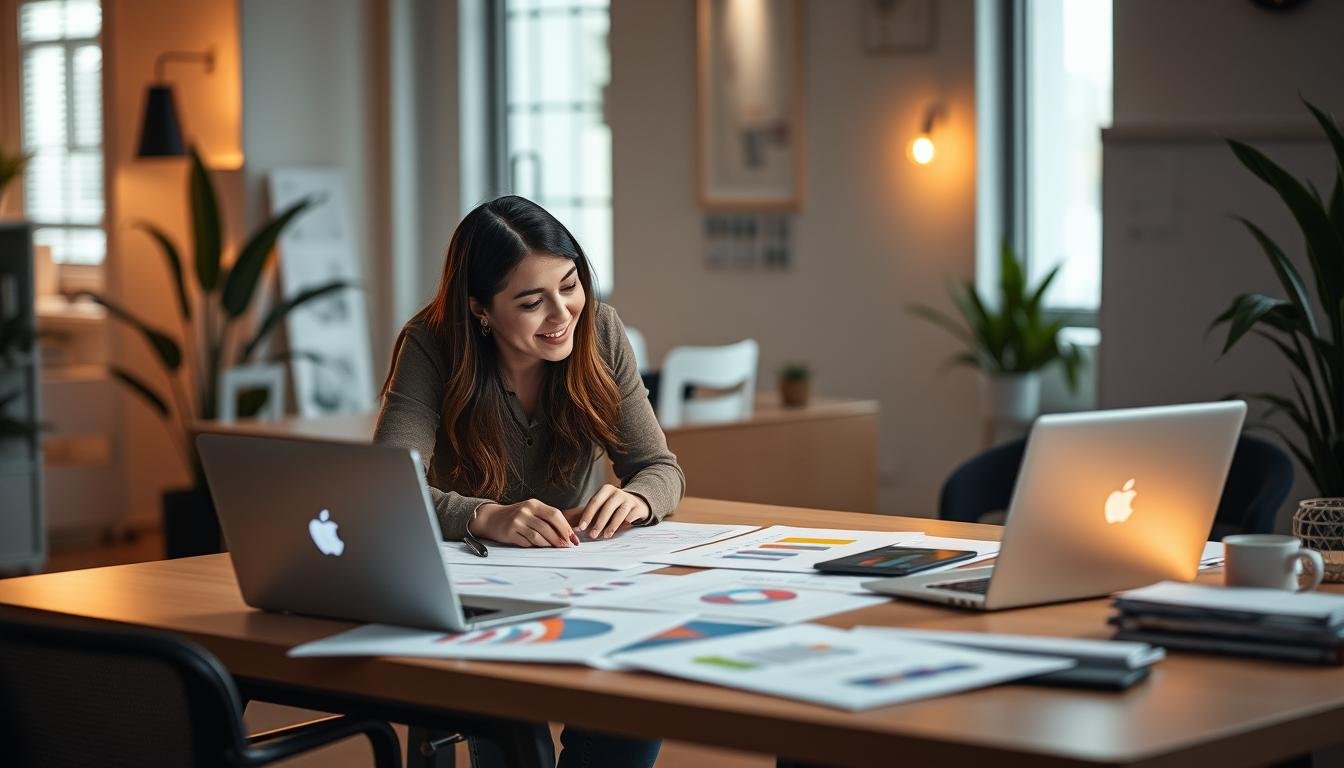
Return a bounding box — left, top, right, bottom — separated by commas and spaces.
17, 0, 104, 266
498, 0, 613, 293
1020, 0, 1112, 313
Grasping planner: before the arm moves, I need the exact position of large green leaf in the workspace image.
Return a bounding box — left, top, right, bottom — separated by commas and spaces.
1211, 293, 1292, 355
220, 197, 314, 317
79, 292, 182, 372
1228, 139, 1343, 323
189, 148, 222, 292
1304, 99, 1344, 192
237, 280, 353, 363
1232, 216, 1316, 336
109, 365, 170, 418
134, 222, 191, 320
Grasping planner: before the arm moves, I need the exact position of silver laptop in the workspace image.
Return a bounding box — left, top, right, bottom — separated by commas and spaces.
865, 401, 1246, 610
197, 433, 568, 632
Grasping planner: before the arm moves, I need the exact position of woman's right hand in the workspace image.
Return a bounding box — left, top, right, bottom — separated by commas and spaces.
469, 499, 581, 548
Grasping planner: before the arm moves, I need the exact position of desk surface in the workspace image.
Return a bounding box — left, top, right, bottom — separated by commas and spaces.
192, 394, 879, 442
2, 499, 1341, 767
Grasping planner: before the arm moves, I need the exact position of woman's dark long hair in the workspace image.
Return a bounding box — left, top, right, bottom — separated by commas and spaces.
382, 195, 622, 499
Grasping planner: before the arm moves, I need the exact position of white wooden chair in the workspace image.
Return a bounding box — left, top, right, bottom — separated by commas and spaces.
624, 325, 650, 374
655, 339, 759, 428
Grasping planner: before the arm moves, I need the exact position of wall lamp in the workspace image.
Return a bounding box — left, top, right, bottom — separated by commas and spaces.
909, 103, 945, 166
136, 48, 215, 158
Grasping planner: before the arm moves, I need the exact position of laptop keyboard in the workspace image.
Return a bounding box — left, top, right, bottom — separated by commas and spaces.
929, 578, 991, 595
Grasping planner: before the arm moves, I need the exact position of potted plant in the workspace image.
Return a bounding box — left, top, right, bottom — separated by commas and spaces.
0, 145, 32, 218
89, 148, 352, 557
1212, 98, 1344, 546
910, 243, 1082, 429
779, 362, 811, 407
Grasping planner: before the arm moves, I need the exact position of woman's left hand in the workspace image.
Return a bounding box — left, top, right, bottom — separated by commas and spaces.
572, 484, 650, 539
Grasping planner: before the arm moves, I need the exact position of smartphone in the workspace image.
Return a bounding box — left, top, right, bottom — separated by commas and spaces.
813, 546, 977, 577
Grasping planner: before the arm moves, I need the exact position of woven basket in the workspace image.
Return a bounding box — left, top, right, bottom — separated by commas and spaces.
1292, 498, 1344, 584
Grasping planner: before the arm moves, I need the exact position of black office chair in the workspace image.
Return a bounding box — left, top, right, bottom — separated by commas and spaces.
938, 434, 1293, 538
0, 614, 401, 768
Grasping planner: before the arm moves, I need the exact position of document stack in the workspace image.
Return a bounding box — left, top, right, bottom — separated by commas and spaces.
1110, 582, 1344, 665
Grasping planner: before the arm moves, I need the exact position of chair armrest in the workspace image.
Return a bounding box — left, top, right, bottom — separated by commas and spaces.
239, 714, 401, 768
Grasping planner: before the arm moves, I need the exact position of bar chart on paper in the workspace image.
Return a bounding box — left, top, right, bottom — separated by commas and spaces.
649, 526, 921, 573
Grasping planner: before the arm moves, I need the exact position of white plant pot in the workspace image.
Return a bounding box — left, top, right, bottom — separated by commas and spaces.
981, 372, 1042, 426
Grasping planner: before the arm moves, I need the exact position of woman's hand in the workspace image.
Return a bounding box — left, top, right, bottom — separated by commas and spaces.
573, 485, 651, 540
470, 499, 580, 548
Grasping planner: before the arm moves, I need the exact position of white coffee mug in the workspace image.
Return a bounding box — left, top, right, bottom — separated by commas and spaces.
1223, 534, 1325, 591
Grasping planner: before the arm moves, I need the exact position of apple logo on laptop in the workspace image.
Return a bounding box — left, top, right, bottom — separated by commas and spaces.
1104, 479, 1137, 524
308, 509, 345, 556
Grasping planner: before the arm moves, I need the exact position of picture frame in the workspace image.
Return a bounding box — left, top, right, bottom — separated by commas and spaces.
268, 167, 376, 418
217, 363, 286, 423
696, 0, 805, 211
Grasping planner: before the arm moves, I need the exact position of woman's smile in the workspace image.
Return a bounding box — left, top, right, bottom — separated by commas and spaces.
537, 323, 571, 345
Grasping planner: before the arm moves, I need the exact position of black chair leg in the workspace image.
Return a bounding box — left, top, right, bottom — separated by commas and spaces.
406, 726, 461, 768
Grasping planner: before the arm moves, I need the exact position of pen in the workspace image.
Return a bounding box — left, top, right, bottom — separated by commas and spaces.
464, 531, 489, 558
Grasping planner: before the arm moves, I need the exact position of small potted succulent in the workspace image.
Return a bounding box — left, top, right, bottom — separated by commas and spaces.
779, 362, 811, 408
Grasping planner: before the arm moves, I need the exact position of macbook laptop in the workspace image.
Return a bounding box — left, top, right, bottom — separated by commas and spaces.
864, 401, 1246, 610
197, 433, 568, 632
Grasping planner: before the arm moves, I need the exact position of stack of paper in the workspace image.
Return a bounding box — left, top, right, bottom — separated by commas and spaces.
609, 624, 1074, 710
1111, 581, 1344, 665
854, 627, 1163, 689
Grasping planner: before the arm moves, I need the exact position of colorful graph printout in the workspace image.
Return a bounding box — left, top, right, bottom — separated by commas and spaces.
566, 569, 889, 624
648, 526, 922, 573
611, 624, 1074, 710
617, 620, 768, 653
700, 588, 797, 605
288, 609, 693, 667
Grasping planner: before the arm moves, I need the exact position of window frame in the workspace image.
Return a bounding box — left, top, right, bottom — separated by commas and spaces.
989, 0, 1104, 328
11, 0, 107, 274
487, 0, 615, 296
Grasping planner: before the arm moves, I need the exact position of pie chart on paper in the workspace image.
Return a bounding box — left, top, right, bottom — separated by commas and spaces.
437, 617, 612, 646
700, 588, 797, 605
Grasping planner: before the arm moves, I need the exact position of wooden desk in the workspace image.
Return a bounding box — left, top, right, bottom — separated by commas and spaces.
195, 394, 879, 512
2, 498, 1341, 766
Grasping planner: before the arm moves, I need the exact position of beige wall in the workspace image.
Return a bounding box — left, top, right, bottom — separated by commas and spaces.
1114, 0, 1344, 124
608, 0, 981, 515
105, 0, 244, 522
1102, 0, 1344, 529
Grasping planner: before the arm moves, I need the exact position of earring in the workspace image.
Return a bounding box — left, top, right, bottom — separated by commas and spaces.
479, 317, 491, 336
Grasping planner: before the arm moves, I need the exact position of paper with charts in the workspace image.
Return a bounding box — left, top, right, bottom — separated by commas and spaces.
451, 564, 660, 597
287, 609, 692, 666
648, 526, 922, 573
570, 569, 890, 624
440, 521, 760, 571
611, 624, 1074, 711
591, 619, 770, 670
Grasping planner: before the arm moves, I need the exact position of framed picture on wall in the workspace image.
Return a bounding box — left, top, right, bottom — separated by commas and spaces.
696, 0, 805, 210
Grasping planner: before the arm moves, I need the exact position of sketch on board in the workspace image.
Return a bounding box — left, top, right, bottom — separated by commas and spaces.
268, 168, 374, 417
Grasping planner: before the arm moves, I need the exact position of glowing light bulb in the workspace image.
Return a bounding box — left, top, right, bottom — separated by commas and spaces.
910, 134, 935, 165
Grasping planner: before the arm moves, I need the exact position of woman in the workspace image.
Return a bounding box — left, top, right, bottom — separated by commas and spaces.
375, 195, 683, 767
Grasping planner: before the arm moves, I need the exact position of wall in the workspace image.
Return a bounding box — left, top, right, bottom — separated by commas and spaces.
240, 0, 458, 386
608, 0, 981, 515
105, 0, 244, 522
1102, 0, 1344, 530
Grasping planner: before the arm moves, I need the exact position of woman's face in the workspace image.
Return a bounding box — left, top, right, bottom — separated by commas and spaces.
473, 253, 586, 366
